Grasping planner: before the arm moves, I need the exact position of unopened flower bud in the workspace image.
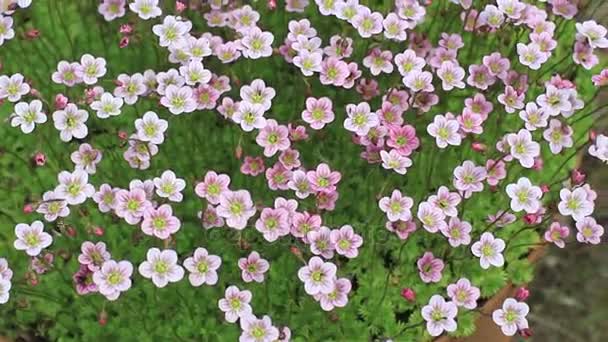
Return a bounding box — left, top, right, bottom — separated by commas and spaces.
401, 288, 416, 302
33, 151, 46, 166
118, 131, 128, 140
25, 29, 40, 40
175, 1, 186, 13
23, 203, 34, 214
119, 36, 130, 48
532, 157, 543, 170
540, 184, 550, 193
523, 213, 538, 225
515, 287, 530, 301
93, 226, 105, 236
519, 328, 533, 338
55, 93, 68, 110
589, 130, 597, 142
235, 144, 243, 159
268, 0, 277, 10
571, 168, 586, 185
99, 310, 108, 326
119, 24, 133, 35
471, 142, 487, 153
66, 226, 77, 237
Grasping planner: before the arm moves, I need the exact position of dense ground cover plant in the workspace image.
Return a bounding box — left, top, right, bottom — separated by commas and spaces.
0, 0, 607, 340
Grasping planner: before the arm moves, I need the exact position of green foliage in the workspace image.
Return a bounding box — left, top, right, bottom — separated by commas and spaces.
0, 0, 603, 341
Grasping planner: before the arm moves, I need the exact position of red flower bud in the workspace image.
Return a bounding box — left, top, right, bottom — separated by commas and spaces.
267, 0, 277, 10
515, 287, 530, 301
54, 93, 68, 110
571, 168, 586, 185
290, 246, 302, 258
66, 226, 77, 237
30, 88, 41, 98
235, 145, 243, 159
532, 157, 543, 170
523, 213, 538, 225
519, 328, 533, 338
119, 36, 130, 48
540, 184, 550, 193
401, 288, 416, 302
98, 310, 108, 326
589, 130, 597, 142
25, 29, 40, 40
118, 131, 128, 140
23, 203, 34, 214
119, 24, 133, 35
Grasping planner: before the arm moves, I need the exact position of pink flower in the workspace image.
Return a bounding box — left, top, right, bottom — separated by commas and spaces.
291, 211, 322, 241
233, 102, 267, 132
241, 156, 266, 176
73, 265, 98, 295
422, 295, 458, 337
315, 277, 352, 311
517, 43, 548, 70
256, 119, 290, 157
506, 129, 540, 168
199, 205, 225, 229
92, 260, 133, 301
0, 73, 30, 102
380, 149, 412, 175
498, 86, 524, 113
485, 159, 507, 186
344, 102, 379, 136
113, 73, 146, 104
428, 186, 461, 218
383, 13, 408, 41
195, 171, 231, 205
255, 208, 290, 242
558, 187, 594, 221
14, 221, 53, 257
387, 125, 419, 156
218, 285, 253, 323
352, 7, 383, 38
483, 52, 510, 79
386, 220, 417, 240
52, 61, 83, 87
464, 93, 493, 120
363, 48, 394, 76
92, 184, 117, 213
278, 149, 301, 170
330, 225, 363, 258
238, 251, 270, 283
377, 101, 404, 126
592, 69, 608, 86
453, 161, 487, 198
472, 232, 505, 269
447, 278, 480, 309
575, 20, 608, 49
36, 191, 70, 222
323, 35, 353, 59
307, 226, 335, 259
114, 188, 151, 225
239, 314, 279, 342
266, 163, 292, 191
54, 169, 95, 205
71, 143, 102, 174
457, 111, 484, 135
544, 222, 569, 248
306, 163, 341, 193
576, 217, 604, 244
437, 61, 465, 91
467, 64, 495, 90
78, 241, 111, 272
394, 49, 425, 76
141, 204, 181, 239
217, 190, 256, 230
241, 28, 274, 59
160, 85, 196, 115
297, 256, 337, 295
379, 189, 414, 222
240, 79, 275, 112
98, 0, 126, 21
138, 248, 184, 288
519, 102, 548, 131
441, 217, 472, 247
417, 202, 447, 233
184, 247, 222, 286
417, 252, 444, 283
302, 97, 334, 130
320, 57, 349, 86
543, 119, 573, 154
487, 210, 517, 228
403, 70, 434, 93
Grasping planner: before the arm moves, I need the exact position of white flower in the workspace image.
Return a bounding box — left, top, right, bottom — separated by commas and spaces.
421, 295, 458, 337
52, 103, 89, 142
0, 15, 15, 46
0, 73, 30, 102
240, 79, 275, 112
160, 85, 197, 115
543, 119, 573, 154
519, 102, 548, 131
232, 102, 267, 132
0, 277, 10, 304
343, 102, 379, 136
71, 143, 103, 174
517, 43, 548, 70
138, 248, 184, 288
380, 149, 412, 175
471, 232, 505, 269
152, 15, 191, 47
241, 27, 274, 59
536, 85, 571, 117
505, 177, 543, 213
427, 114, 462, 148
78, 54, 106, 85
114, 73, 147, 105
575, 20, 608, 49
36, 190, 70, 222
14, 221, 53, 257
179, 60, 212, 86
129, 0, 162, 20
293, 50, 323, 76
589, 134, 608, 163
90, 92, 123, 118
153, 170, 186, 202
10, 100, 46, 133
135, 111, 168, 144
54, 169, 95, 205
492, 298, 529, 336
558, 187, 594, 221
506, 129, 540, 168
437, 61, 466, 91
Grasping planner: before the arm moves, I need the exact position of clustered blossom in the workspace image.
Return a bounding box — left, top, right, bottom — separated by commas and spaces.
2, 0, 607, 340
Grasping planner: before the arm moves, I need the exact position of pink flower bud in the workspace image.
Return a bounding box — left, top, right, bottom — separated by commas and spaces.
54, 93, 68, 110
532, 157, 543, 170
30, 88, 41, 98
66, 226, 77, 237
119, 24, 133, 35
93, 226, 105, 236
235, 145, 243, 159
290, 246, 302, 258
118, 131, 128, 140
267, 0, 277, 10
29, 274, 39, 286
25, 29, 40, 40
515, 287, 530, 301
23, 203, 34, 214
589, 130, 597, 142
401, 288, 416, 302
523, 213, 538, 225
33, 152, 46, 166
540, 184, 550, 193
175, 1, 186, 13
119, 36, 130, 48
99, 310, 108, 326
571, 168, 586, 185
471, 142, 487, 153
